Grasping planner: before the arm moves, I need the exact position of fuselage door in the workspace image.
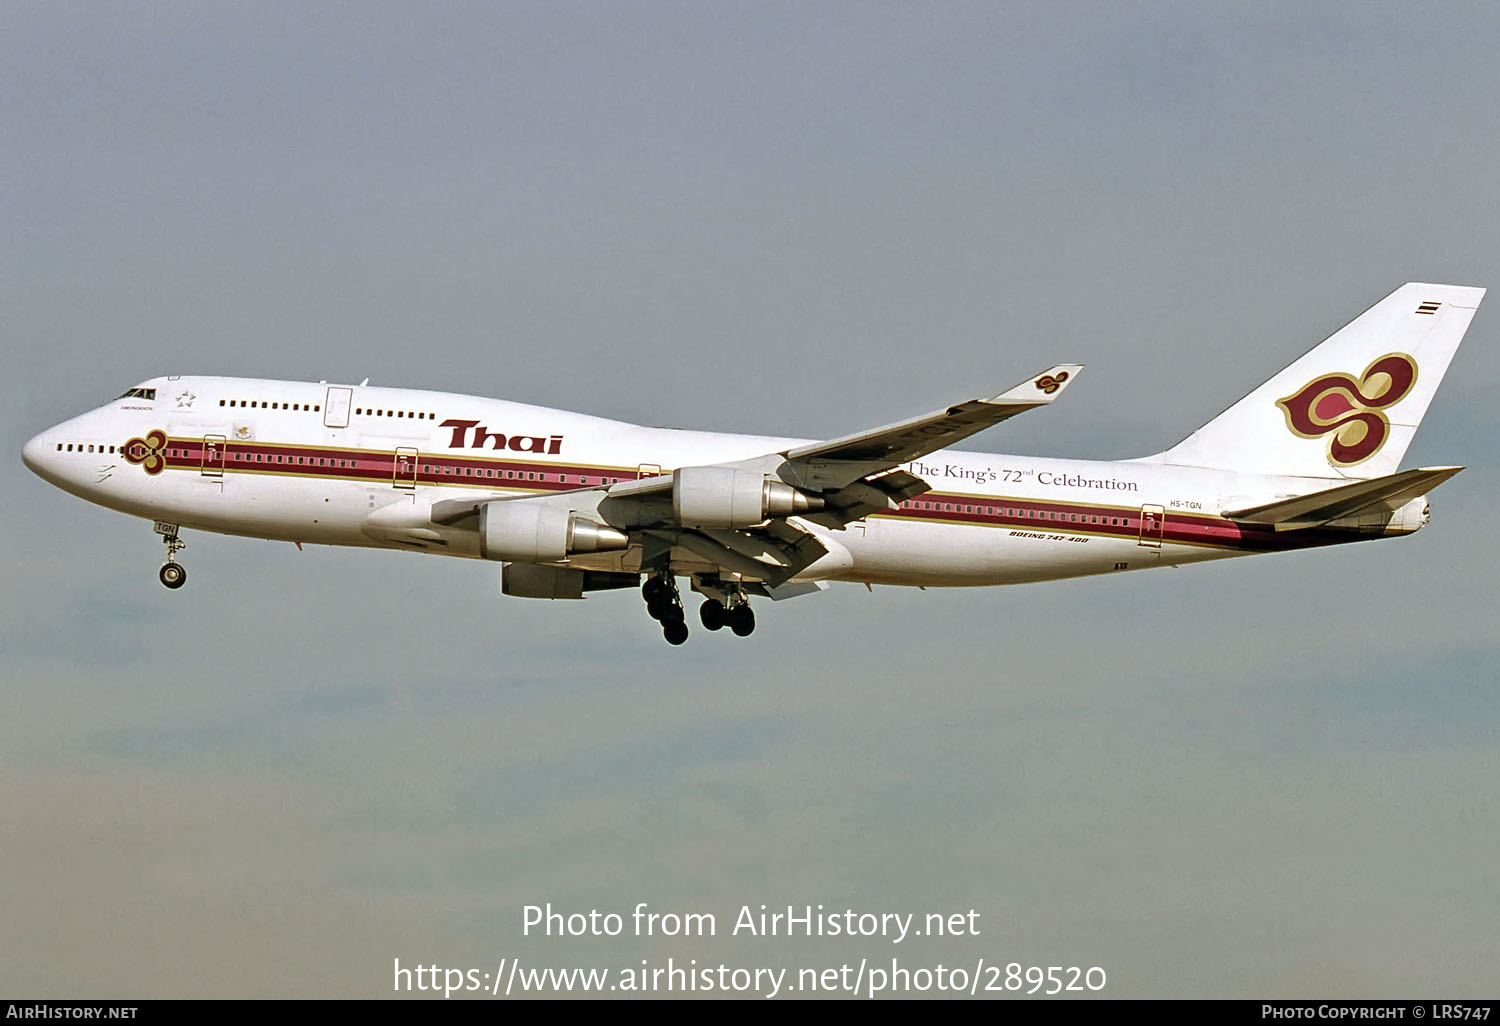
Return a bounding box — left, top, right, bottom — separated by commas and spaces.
638, 463, 662, 480
201, 434, 227, 477
324, 387, 353, 428
1138, 504, 1165, 547
393, 447, 418, 489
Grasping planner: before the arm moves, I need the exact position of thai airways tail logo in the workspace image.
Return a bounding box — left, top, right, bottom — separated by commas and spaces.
1276, 353, 1418, 467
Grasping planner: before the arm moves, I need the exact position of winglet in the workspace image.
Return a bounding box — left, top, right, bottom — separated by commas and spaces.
991, 364, 1083, 404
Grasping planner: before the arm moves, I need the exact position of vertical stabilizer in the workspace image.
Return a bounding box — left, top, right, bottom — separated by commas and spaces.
1153, 283, 1484, 478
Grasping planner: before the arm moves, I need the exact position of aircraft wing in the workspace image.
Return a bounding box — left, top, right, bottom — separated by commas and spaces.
598, 364, 1081, 581
782, 364, 1081, 479
436, 364, 1082, 585
767, 364, 1081, 526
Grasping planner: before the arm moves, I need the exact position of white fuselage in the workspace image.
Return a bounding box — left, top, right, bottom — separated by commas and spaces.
22, 375, 1408, 589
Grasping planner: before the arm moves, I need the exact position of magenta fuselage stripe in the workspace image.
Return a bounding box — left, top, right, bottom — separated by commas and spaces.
148, 437, 1365, 554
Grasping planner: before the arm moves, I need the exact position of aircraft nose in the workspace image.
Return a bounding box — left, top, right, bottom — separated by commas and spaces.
22, 430, 50, 476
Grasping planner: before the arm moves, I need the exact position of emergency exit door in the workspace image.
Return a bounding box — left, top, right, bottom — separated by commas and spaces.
324, 386, 353, 428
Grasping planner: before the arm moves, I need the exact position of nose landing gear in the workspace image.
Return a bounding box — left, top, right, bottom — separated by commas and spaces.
155, 522, 187, 589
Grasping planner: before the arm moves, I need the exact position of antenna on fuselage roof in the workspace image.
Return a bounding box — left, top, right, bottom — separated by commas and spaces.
359, 377, 370, 386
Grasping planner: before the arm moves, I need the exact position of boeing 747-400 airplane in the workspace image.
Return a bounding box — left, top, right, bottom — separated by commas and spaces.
22, 282, 1483, 644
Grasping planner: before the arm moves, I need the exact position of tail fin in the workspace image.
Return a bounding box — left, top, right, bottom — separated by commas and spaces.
1153, 283, 1484, 478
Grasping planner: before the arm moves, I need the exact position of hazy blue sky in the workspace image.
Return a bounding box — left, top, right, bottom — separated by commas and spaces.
4, 2, 1497, 998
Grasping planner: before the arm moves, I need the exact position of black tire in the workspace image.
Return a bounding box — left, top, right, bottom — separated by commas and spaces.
699, 599, 726, 631
646, 597, 673, 621
642, 577, 671, 604
159, 563, 187, 589
663, 620, 689, 645
729, 604, 755, 637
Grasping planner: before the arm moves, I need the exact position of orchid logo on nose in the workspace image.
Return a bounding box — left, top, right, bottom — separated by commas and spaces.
123, 429, 168, 475
1276, 353, 1419, 467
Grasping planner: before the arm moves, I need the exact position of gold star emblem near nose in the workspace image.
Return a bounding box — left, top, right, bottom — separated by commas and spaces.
176, 390, 196, 408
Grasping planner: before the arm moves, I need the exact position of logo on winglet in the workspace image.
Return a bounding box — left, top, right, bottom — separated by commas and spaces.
1276, 353, 1418, 467
1034, 371, 1070, 395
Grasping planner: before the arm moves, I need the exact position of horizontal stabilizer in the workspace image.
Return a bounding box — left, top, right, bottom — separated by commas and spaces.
1222, 466, 1464, 530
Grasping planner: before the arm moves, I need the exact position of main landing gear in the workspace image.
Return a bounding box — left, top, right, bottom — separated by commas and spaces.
155, 522, 187, 590
699, 596, 754, 637
642, 574, 760, 644
642, 574, 689, 646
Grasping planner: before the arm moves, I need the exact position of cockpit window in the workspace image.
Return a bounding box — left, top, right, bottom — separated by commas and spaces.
117, 388, 157, 400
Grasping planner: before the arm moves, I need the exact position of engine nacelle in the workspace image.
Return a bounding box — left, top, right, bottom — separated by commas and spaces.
672, 466, 822, 529
480, 500, 629, 563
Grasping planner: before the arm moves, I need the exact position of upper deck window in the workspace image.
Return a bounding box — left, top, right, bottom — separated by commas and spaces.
117, 388, 157, 400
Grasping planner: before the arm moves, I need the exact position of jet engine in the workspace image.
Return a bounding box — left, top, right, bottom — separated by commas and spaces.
671, 466, 822, 529
480, 500, 629, 563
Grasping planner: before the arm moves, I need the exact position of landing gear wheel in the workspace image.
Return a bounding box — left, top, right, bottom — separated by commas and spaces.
155, 525, 188, 587
644, 573, 687, 641
700, 599, 726, 631
728, 604, 755, 637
